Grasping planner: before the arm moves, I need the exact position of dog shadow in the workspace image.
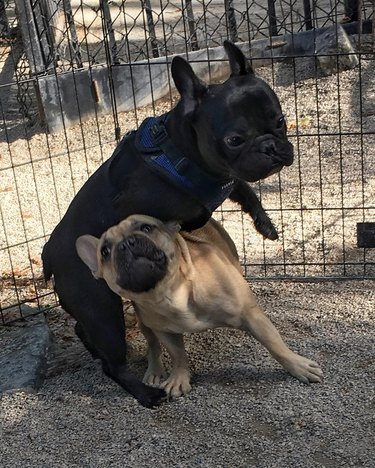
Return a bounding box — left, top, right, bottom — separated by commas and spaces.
126, 350, 291, 392
192, 366, 291, 389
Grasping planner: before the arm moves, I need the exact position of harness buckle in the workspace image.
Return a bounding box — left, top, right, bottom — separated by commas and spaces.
151, 122, 169, 146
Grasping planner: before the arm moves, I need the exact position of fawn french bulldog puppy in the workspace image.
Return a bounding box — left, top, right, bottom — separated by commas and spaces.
76, 215, 322, 398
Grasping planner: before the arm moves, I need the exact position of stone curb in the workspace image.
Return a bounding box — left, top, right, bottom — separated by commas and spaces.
0, 309, 51, 394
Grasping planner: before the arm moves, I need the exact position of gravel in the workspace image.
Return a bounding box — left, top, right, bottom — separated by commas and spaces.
1, 280, 374, 467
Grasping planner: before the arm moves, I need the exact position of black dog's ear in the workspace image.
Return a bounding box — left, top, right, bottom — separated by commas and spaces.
223, 40, 254, 76
171, 56, 207, 114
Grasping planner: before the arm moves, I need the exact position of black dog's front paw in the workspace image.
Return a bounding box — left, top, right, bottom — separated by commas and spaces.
254, 213, 278, 240
137, 386, 167, 408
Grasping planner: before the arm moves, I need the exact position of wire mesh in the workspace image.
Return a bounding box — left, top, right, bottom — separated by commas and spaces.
1, 0, 375, 325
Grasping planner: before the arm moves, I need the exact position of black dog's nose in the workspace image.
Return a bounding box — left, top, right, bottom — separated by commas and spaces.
260, 139, 276, 155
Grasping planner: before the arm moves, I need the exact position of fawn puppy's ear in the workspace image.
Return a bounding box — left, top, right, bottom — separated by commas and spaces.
76, 235, 101, 279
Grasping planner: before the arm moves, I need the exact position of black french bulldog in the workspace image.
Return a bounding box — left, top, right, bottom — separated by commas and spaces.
42, 41, 293, 407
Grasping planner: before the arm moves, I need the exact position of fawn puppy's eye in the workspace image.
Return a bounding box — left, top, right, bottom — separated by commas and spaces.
101, 245, 111, 258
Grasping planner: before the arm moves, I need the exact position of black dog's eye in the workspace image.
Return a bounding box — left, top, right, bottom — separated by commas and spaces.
225, 136, 245, 147
276, 115, 285, 129
140, 224, 153, 233
101, 245, 111, 259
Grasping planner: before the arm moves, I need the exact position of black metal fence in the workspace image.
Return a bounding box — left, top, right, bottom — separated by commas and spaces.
1, 0, 375, 325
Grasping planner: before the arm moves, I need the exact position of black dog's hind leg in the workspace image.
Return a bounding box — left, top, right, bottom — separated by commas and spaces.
230, 180, 278, 240
56, 271, 165, 408
74, 322, 100, 359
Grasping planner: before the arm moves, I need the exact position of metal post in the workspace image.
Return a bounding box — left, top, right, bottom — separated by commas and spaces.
185, 0, 199, 51
14, 0, 49, 74
62, 0, 83, 68
344, 0, 359, 22
143, 0, 159, 58
0, 0, 9, 37
267, 0, 278, 37
100, 0, 119, 65
224, 0, 238, 43
303, 0, 313, 30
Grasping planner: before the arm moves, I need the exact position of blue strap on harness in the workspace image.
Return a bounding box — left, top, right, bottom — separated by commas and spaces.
135, 115, 235, 213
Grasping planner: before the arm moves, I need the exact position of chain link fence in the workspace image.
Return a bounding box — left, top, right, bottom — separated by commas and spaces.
10, 1, 365, 71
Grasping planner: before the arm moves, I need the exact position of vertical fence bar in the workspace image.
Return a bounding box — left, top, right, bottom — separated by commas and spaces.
0, 0, 9, 36
100, 0, 119, 65
40, 0, 64, 65
14, 0, 48, 74
303, 0, 313, 30
100, 0, 121, 140
224, 0, 238, 42
185, 0, 199, 50
267, 0, 278, 37
143, 0, 159, 58
63, 0, 83, 68
344, 0, 359, 22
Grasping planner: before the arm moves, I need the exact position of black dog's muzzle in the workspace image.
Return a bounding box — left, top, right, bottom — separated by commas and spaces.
256, 134, 294, 167
114, 235, 167, 293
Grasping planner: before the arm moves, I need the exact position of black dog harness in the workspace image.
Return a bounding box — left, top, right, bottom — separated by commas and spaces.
132, 115, 235, 213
